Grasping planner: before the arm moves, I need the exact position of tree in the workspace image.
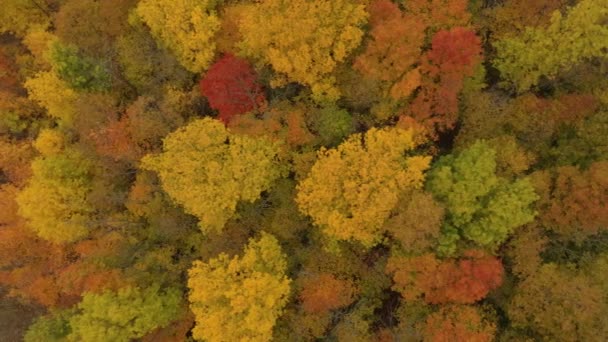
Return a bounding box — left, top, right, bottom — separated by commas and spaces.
141, 118, 284, 233
200, 54, 266, 123
383, 190, 444, 252
24, 71, 77, 125
135, 0, 220, 73
494, 0, 608, 92
426, 141, 538, 255
187, 233, 291, 342
68, 285, 182, 342
296, 127, 431, 247
48, 42, 111, 92
0, 0, 54, 37
539, 162, 608, 242
406, 27, 483, 136
508, 263, 608, 341
421, 305, 496, 342
16, 149, 96, 243
353, 0, 425, 99
299, 273, 357, 314
238, 0, 368, 102
387, 250, 504, 304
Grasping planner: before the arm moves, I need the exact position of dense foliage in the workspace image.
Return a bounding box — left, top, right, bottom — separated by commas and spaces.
1, 0, 607, 341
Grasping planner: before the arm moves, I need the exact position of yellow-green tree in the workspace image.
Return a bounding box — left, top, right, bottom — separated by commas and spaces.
135, 0, 221, 73
16, 149, 95, 243
296, 127, 431, 247
494, 0, 608, 91
141, 118, 284, 233
188, 232, 291, 342
24, 71, 78, 125
238, 0, 368, 102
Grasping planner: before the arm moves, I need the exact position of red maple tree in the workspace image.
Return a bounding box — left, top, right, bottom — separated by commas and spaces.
200, 54, 266, 123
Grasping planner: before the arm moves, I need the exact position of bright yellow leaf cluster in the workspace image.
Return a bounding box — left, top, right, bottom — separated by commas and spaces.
141, 118, 284, 233
188, 232, 291, 342
296, 127, 431, 247
16, 149, 95, 243
135, 0, 221, 73
239, 0, 368, 102
24, 71, 77, 125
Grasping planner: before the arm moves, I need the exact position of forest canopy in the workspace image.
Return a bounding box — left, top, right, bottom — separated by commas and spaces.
1, 0, 608, 341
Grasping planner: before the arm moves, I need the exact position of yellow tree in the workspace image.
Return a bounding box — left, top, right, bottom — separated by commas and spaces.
141, 118, 284, 233
296, 127, 431, 247
135, 0, 221, 73
24, 71, 78, 125
187, 233, 291, 342
238, 0, 368, 102
16, 149, 96, 243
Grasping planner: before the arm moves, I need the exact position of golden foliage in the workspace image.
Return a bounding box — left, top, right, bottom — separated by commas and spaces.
188, 233, 291, 342
297, 127, 430, 247
135, 0, 221, 73
141, 118, 285, 233
239, 0, 368, 102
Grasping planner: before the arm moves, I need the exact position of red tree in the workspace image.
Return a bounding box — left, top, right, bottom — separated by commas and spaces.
387, 250, 504, 304
200, 54, 266, 123
406, 27, 482, 137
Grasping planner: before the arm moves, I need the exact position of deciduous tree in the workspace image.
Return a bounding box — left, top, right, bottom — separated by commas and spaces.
200, 54, 266, 123
296, 127, 431, 247
494, 0, 608, 91
135, 0, 221, 73
426, 141, 538, 255
142, 118, 284, 233
188, 233, 291, 342
239, 0, 368, 102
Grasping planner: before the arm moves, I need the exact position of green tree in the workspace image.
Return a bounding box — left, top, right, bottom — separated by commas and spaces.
188, 232, 291, 342
141, 118, 284, 233
49, 42, 111, 92
426, 141, 538, 255
68, 285, 181, 342
494, 0, 608, 91
296, 127, 431, 247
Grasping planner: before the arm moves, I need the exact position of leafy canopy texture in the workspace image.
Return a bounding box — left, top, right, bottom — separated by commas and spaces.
200, 53, 266, 123
296, 127, 431, 247
426, 141, 538, 255
16, 149, 96, 243
49, 42, 111, 92
68, 285, 181, 342
141, 118, 284, 233
135, 0, 221, 73
187, 233, 291, 342
239, 0, 368, 102
494, 0, 608, 91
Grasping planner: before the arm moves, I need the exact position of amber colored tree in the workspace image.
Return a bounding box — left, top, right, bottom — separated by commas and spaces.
238, 0, 368, 102
508, 264, 608, 341
405, 0, 471, 31
540, 162, 608, 242
299, 273, 357, 314
421, 305, 496, 342
135, 0, 220, 73
188, 233, 291, 342
296, 127, 431, 247
353, 0, 425, 100
200, 54, 266, 123
387, 250, 504, 304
